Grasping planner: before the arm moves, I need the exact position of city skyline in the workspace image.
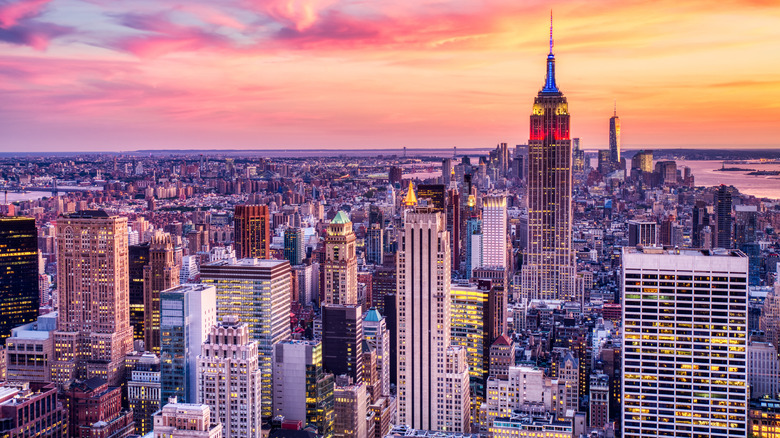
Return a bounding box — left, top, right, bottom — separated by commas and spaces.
0, 0, 779, 152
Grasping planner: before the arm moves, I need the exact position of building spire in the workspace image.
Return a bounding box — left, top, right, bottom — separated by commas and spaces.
549, 10, 554, 55
614, 100, 617, 117
542, 11, 559, 93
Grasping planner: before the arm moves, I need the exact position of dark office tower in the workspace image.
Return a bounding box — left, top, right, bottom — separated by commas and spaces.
234, 205, 271, 259
416, 184, 446, 211
692, 201, 711, 248
521, 21, 575, 301
447, 188, 461, 273
631, 150, 654, 173
383, 293, 397, 387
321, 305, 363, 384
716, 186, 733, 249
144, 230, 181, 354
609, 103, 621, 163
597, 150, 611, 174
0, 217, 39, 345
735, 206, 759, 246
368, 205, 384, 228
572, 138, 584, 172
284, 227, 305, 266
388, 166, 403, 186
129, 243, 150, 341
371, 254, 396, 313
366, 224, 384, 265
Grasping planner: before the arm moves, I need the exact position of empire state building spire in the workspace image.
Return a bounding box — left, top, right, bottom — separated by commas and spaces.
543, 11, 559, 93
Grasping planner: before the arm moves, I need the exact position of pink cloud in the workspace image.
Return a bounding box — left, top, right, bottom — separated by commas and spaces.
0, 0, 50, 27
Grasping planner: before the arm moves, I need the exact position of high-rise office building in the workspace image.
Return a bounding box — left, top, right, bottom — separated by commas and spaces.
363, 308, 391, 397
160, 284, 217, 404
200, 258, 291, 418
322, 305, 363, 384
609, 104, 621, 164
627, 220, 658, 247
631, 150, 653, 173
692, 201, 711, 249
716, 185, 733, 249
284, 227, 305, 266
0, 217, 39, 345
324, 211, 358, 305
521, 24, 575, 302
129, 243, 150, 341
465, 218, 482, 279
126, 352, 162, 435
333, 380, 368, 438
572, 138, 584, 172
397, 208, 470, 432
482, 196, 507, 270
447, 188, 461, 273
621, 247, 748, 438
272, 340, 335, 438
145, 230, 181, 353
53, 210, 133, 386
366, 224, 384, 266
417, 184, 446, 212
197, 316, 262, 438
442, 158, 453, 186
234, 205, 271, 259
748, 341, 780, 400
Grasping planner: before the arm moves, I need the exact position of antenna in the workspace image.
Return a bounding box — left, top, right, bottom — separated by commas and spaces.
614, 100, 617, 117
549, 10, 554, 54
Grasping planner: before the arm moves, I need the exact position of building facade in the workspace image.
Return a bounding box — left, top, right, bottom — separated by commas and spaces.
324, 211, 358, 306
234, 205, 271, 259
53, 210, 133, 386
621, 247, 749, 438
200, 258, 291, 418
0, 217, 39, 346
144, 230, 181, 353
521, 30, 575, 302
197, 316, 262, 438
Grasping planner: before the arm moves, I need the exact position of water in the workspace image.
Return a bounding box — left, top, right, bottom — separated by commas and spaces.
676, 160, 780, 200
3, 191, 51, 203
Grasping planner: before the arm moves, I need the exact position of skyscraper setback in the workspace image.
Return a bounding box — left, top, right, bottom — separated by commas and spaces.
521, 21, 575, 301
53, 210, 133, 386
144, 230, 181, 353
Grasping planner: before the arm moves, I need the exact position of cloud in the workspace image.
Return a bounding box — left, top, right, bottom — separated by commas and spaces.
0, 0, 73, 49
110, 12, 232, 57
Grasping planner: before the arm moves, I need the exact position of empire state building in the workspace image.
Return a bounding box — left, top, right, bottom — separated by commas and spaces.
521, 19, 575, 301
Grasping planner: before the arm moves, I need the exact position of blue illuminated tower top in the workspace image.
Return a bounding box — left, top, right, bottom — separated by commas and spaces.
542, 12, 559, 94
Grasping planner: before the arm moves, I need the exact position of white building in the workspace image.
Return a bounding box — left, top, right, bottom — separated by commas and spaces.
748, 341, 780, 399
180, 255, 199, 283
481, 196, 508, 269
621, 247, 749, 438
397, 208, 470, 432
197, 316, 262, 438
363, 308, 391, 397
153, 401, 223, 438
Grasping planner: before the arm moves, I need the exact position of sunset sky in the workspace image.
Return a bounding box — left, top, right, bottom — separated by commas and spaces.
0, 0, 779, 152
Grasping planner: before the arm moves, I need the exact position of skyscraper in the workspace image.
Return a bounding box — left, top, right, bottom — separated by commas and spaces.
284, 227, 305, 266
160, 284, 217, 404
129, 243, 150, 341
621, 247, 748, 438
396, 208, 470, 432
234, 205, 271, 259
366, 223, 384, 266
609, 103, 621, 164
0, 217, 39, 345
481, 196, 507, 269
363, 308, 391, 397
53, 210, 133, 386
197, 316, 262, 438
145, 230, 181, 353
716, 185, 733, 249
521, 22, 575, 301
322, 304, 363, 384
324, 211, 358, 305
200, 258, 291, 418
272, 340, 335, 438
